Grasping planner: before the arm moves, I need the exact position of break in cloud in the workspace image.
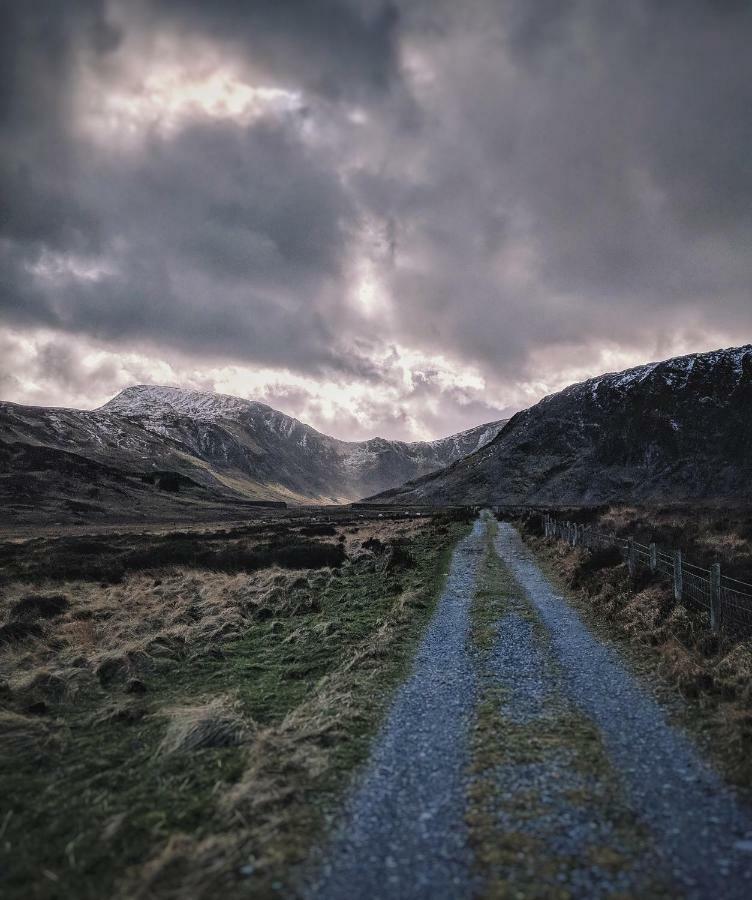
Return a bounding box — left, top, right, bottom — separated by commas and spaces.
2, 0, 751, 440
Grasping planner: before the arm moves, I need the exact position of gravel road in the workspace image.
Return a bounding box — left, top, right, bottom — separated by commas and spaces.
305, 519, 485, 900
306, 518, 752, 899
494, 522, 752, 899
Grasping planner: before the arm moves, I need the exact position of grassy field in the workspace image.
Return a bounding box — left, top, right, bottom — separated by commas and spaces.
0, 509, 472, 899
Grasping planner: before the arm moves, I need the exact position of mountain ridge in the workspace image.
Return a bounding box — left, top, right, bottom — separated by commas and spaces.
0, 385, 506, 523
99, 384, 502, 455
369, 344, 752, 506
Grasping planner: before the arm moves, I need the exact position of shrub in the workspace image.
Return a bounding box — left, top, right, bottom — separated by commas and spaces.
0, 621, 43, 645
11, 594, 69, 620
300, 523, 337, 537
362, 537, 385, 554
387, 541, 415, 571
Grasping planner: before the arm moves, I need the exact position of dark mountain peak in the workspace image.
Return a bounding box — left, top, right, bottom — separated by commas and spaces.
568, 343, 752, 400
372, 344, 752, 506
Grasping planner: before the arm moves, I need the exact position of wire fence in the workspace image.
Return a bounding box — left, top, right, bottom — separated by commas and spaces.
543, 515, 752, 640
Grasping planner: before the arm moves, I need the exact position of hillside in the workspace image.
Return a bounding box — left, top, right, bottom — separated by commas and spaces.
0, 385, 504, 523
370, 345, 752, 506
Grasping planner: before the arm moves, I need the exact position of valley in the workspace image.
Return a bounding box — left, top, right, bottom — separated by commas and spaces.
3, 506, 752, 899
3, 344, 752, 899
6, 5, 752, 896
0, 385, 504, 525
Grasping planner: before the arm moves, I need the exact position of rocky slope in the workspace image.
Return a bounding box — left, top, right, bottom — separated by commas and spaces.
370, 345, 752, 506
0, 385, 504, 523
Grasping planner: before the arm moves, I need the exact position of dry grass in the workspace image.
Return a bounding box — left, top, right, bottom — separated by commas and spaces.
0, 513, 434, 708
121, 579, 438, 898
0, 510, 469, 899
590, 502, 752, 584
0, 566, 319, 702
0, 709, 60, 759
157, 696, 251, 756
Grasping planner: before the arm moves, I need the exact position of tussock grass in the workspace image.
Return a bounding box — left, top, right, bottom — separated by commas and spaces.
0, 511, 469, 899
157, 696, 251, 755
0, 709, 59, 759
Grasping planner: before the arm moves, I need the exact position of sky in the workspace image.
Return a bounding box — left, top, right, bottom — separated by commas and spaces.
2, 1, 751, 441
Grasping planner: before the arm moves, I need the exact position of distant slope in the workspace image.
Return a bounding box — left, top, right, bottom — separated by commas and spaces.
370, 345, 752, 506
0, 384, 505, 523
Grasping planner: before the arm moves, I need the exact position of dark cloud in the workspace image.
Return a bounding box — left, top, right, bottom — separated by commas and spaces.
151, 0, 400, 98
357, 0, 752, 382
0, 2, 117, 256
2, 0, 752, 437
0, 1, 382, 378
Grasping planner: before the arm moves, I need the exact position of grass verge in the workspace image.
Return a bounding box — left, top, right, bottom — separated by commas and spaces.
520, 525, 752, 792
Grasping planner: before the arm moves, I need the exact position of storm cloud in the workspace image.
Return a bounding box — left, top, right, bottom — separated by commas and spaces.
2, 0, 751, 438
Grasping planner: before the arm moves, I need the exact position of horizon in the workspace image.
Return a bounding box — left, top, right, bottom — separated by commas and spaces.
3, 3, 752, 441
3, 339, 748, 444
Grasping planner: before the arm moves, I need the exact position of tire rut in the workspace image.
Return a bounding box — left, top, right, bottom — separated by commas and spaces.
493, 522, 752, 899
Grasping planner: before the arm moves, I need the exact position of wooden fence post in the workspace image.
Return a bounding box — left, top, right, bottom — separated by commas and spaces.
649, 542, 657, 573
710, 563, 721, 634
627, 538, 636, 578
673, 550, 683, 603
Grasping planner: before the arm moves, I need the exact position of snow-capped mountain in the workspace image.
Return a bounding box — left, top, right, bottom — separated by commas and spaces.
371, 344, 752, 506
0, 384, 505, 522
101, 384, 270, 422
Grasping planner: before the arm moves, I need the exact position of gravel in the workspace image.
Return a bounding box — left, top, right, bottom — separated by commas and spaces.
304, 519, 485, 900
494, 522, 752, 899
487, 612, 554, 723
482, 608, 666, 896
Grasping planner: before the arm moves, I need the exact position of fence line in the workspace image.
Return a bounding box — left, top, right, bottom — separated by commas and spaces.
542, 514, 752, 640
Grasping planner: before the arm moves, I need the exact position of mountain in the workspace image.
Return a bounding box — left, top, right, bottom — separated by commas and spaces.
369, 345, 752, 507
0, 384, 505, 524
